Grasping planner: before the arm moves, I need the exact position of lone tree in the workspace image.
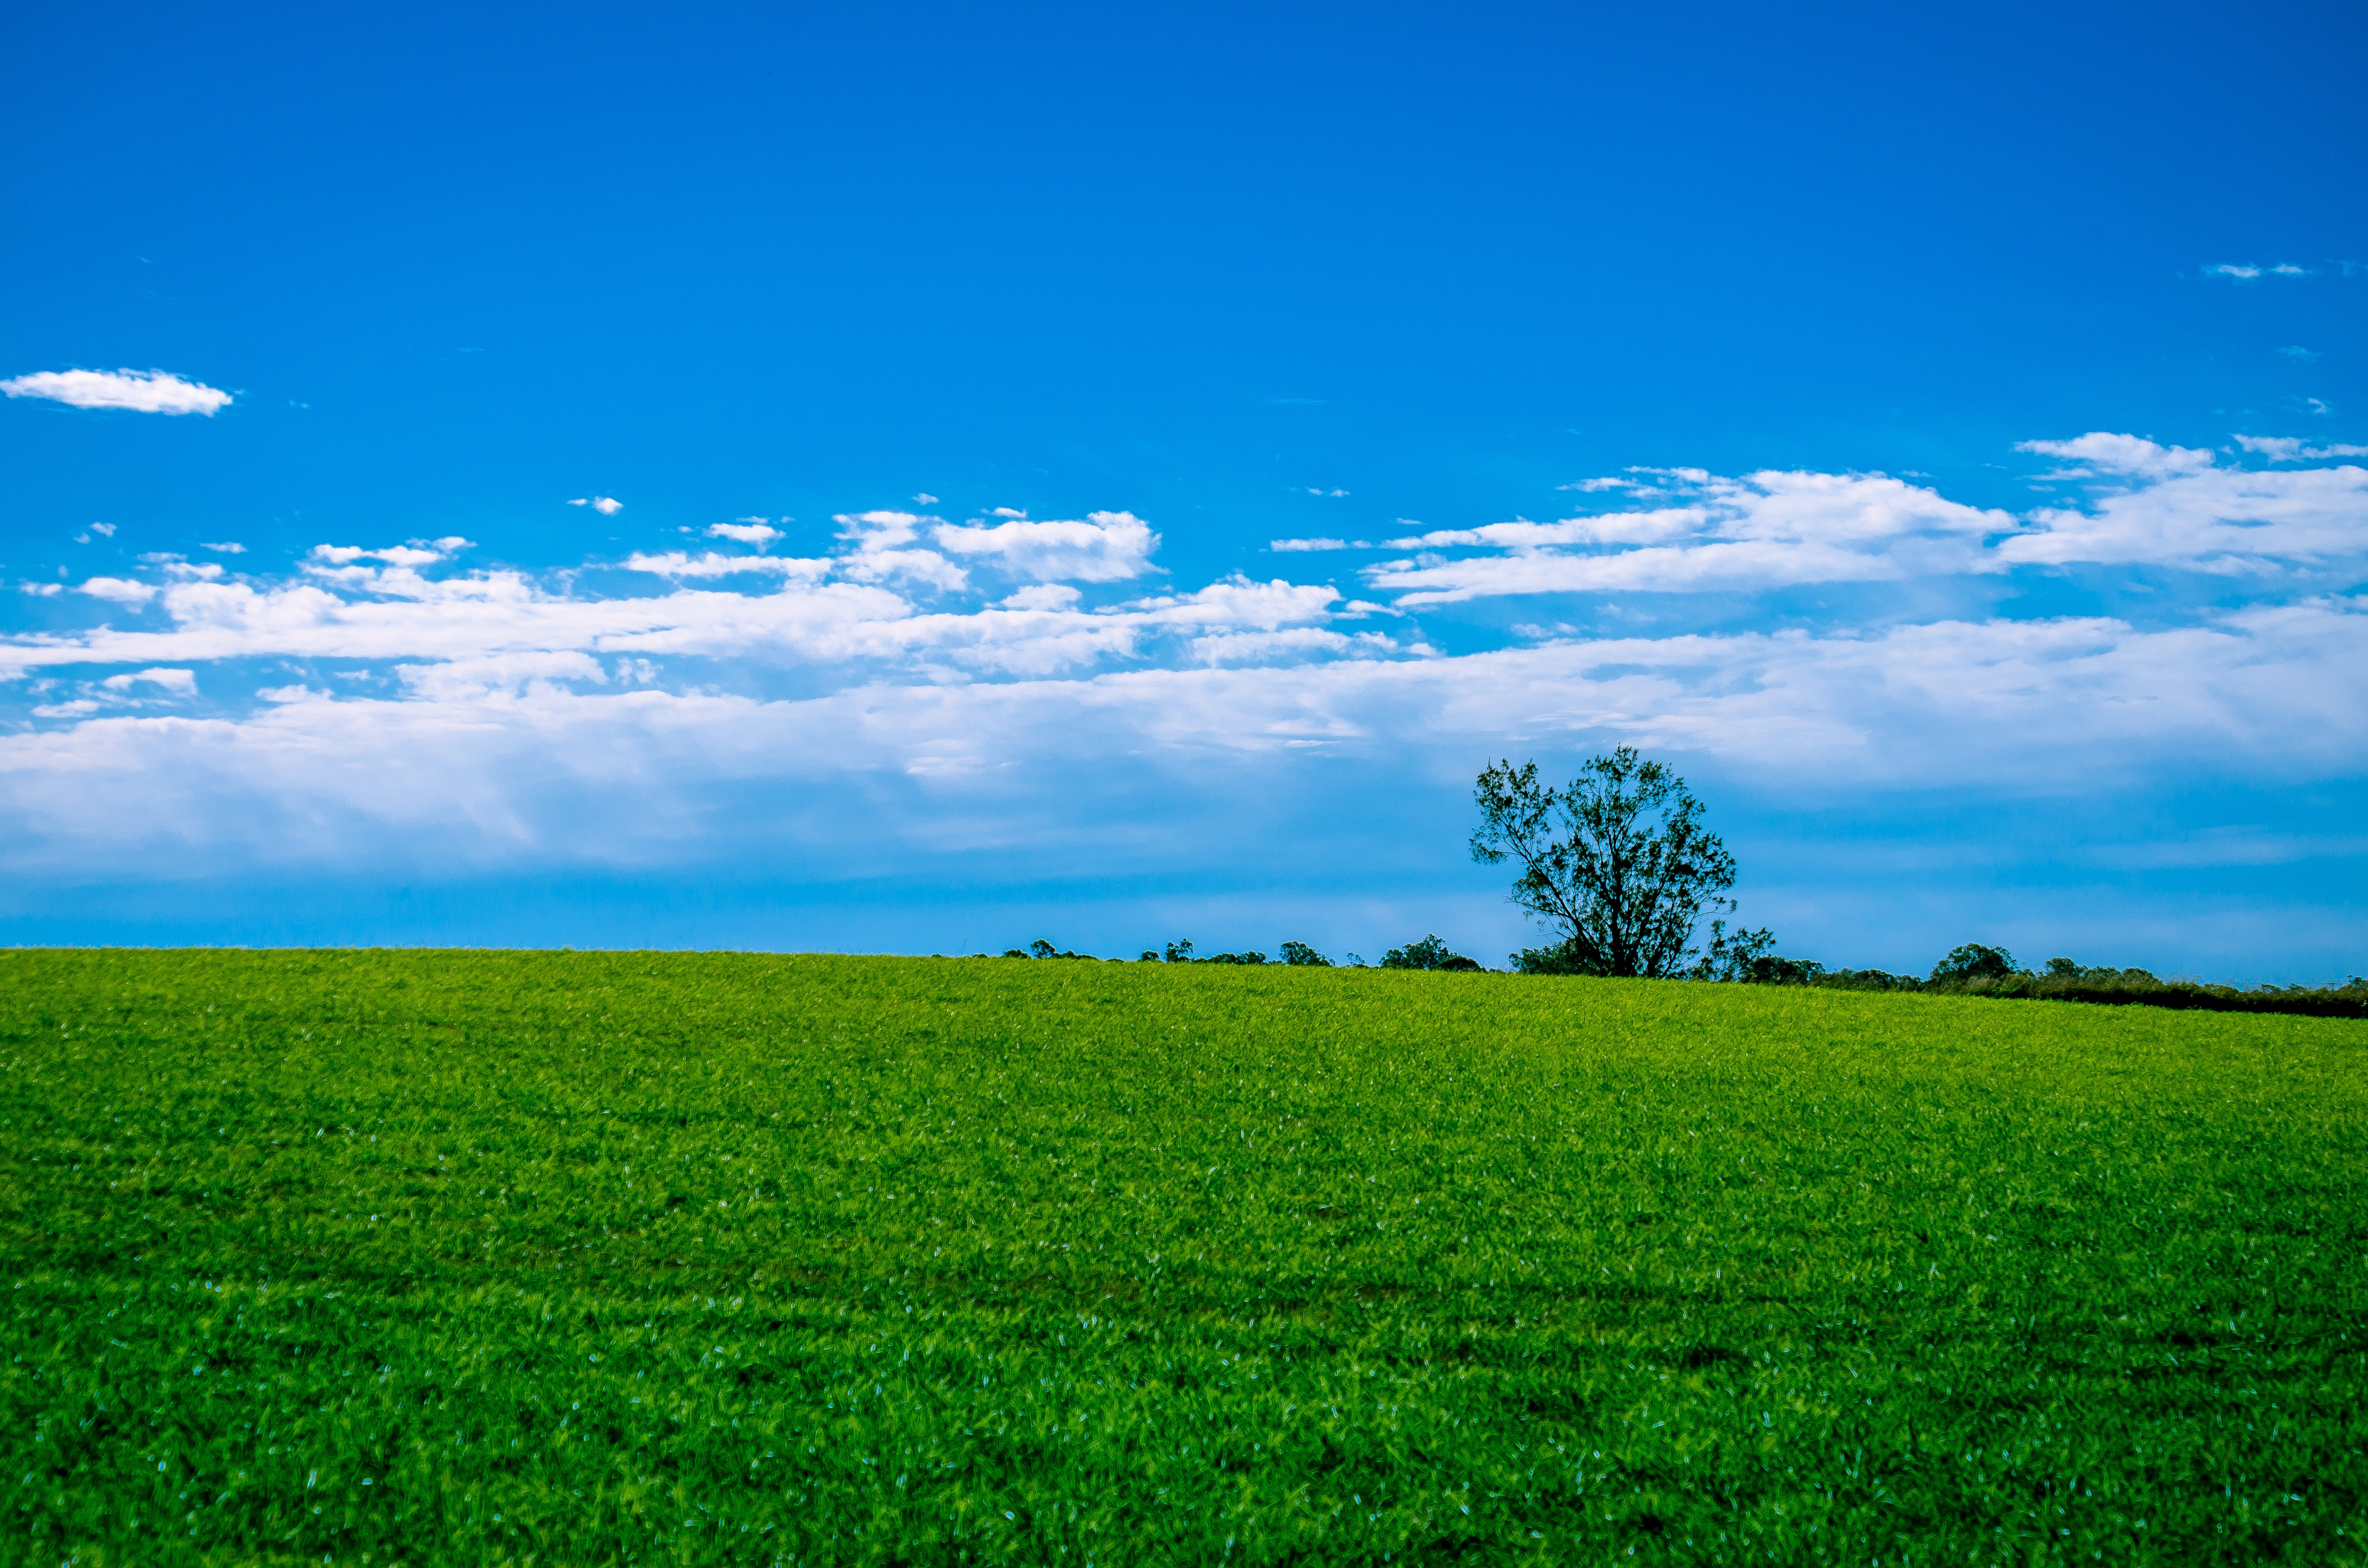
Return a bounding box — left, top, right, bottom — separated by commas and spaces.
1471, 748, 1771, 978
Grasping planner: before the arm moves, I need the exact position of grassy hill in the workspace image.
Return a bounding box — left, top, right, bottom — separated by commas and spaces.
3, 950, 2363, 1564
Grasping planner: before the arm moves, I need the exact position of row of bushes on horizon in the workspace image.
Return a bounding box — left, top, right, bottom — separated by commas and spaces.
995, 936, 2367, 1020
999, 936, 1481, 970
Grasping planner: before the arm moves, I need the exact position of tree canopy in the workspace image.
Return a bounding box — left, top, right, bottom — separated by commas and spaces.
1472, 748, 1771, 979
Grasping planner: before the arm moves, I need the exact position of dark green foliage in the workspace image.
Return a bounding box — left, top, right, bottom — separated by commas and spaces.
1278, 942, 1332, 968
1155, 939, 1268, 965
1799, 953, 2368, 1020
3, 950, 2366, 1565
1380, 934, 1480, 970
1015, 940, 1100, 960
1472, 750, 1770, 978
1511, 938, 1590, 974
1957, 968, 2368, 1019
1930, 943, 2018, 983
1813, 967, 1921, 992
1736, 955, 1825, 985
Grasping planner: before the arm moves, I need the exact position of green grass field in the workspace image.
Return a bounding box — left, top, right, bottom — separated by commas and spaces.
3, 950, 2364, 1566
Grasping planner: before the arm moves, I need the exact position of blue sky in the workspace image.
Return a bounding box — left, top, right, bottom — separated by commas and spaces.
4, 0, 2365, 979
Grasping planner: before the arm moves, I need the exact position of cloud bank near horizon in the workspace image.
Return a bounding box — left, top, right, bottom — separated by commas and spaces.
5, 435, 2367, 884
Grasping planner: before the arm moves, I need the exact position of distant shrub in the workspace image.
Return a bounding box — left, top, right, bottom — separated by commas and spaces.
1738, 956, 1825, 985
1960, 969, 2368, 1019
1930, 944, 2018, 984
1279, 942, 1332, 967
1510, 940, 1589, 975
1800, 950, 2368, 1019
1812, 968, 1920, 992
1383, 935, 1482, 971
1008, 940, 1098, 960
1143, 939, 1278, 965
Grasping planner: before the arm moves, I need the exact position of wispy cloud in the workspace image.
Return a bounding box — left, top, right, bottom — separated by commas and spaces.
2233, 435, 2368, 461
2206, 263, 2310, 281
0, 368, 232, 415
199, 541, 246, 554
568, 497, 624, 515
1270, 537, 1374, 552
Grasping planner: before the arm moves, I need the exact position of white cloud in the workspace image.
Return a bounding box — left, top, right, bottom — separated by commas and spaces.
90, 523, 117, 538
913, 493, 939, 505
1302, 488, 1349, 497
999, 585, 1082, 611
1997, 456, 2368, 572
7, 599, 2367, 881
931, 510, 1159, 583
7, 445, 2368, 891
2279, 346, 2320, 361
100, 667, 197, 695
0, 368, 232, 415
1557, 478, 1632, 492
200, 541, 246, 554
78, 577, 160, 604
1270, 538, 1358, 552
395, 651, 607, 700
2234, 435, 2368, 461
625, 551, 833, 581
706, 521, 782, 548
1354, 438, 2368, 605
1370, 471, 2010, 604
569, 497, 624, 515
2014, 432, 2217, 478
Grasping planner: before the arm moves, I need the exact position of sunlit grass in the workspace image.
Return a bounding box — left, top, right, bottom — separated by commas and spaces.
3, 950, 2363, 1564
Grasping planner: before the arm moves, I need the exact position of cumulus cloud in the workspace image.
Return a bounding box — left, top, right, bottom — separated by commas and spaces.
77, 577, 160, 604
2015, 432, 2217, 478
1369, 471, 2012, 604
200, 541, 246, 554
931, 510, 1159, 583
100, 667, 197, 695
569, 497, 624, 515
625, 551, 833, 581
1350, 437, 2368, 605
1998, 443, 2368, 572
706, 521, 782, 547
0, 368, 232, 415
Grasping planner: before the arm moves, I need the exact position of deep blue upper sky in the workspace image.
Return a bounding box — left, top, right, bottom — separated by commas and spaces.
4, 0, 2365, 976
